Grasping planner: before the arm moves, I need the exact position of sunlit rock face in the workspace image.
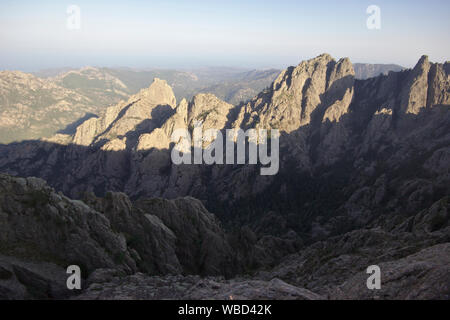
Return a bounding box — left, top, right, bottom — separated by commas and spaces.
234, 54, 355, 132
72, 78, 177, 148
0, 54, 448, 215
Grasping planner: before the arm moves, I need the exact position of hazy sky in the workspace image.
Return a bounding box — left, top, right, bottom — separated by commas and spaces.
1, 0, 449, 71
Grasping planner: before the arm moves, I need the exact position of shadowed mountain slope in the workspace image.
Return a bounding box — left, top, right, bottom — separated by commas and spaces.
0, 54, 448, 242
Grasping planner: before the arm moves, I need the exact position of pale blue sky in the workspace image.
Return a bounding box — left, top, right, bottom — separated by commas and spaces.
0, 0, 449, 71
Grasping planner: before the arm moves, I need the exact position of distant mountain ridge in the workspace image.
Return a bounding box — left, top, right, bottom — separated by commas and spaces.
0, 67, 280, 143
0, 63, 406, 143
353, 63, 404, 79
0, 71, 96, 143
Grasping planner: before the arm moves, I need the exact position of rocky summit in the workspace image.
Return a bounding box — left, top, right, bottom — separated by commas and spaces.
0, 54, 449, 300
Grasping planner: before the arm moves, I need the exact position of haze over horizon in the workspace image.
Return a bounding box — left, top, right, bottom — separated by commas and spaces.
1, 0, 449, 71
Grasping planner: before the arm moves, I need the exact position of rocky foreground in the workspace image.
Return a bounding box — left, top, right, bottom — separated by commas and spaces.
0, 173, 448, 300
